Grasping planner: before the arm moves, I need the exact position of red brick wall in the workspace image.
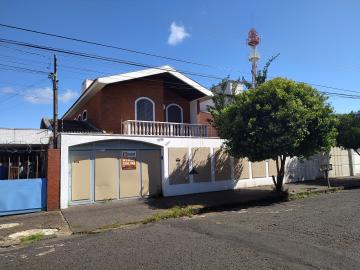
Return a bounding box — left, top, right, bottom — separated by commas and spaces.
68, 90, 103, 129
47, 149, 60, 211
65, 77, 193, 133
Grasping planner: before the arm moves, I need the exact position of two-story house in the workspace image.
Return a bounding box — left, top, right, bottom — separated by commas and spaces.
55, 65, 278, 209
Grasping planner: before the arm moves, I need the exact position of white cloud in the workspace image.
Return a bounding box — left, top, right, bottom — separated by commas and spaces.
59, 89, 78, 103
24, 87, 77, 104
167, 22, 190, 46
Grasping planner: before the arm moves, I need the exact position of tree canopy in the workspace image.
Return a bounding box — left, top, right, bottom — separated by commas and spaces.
210, 77, 337, 191
336, 111, 360, 155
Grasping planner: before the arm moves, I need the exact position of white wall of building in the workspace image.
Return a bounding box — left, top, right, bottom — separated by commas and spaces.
59, 133, 324, 209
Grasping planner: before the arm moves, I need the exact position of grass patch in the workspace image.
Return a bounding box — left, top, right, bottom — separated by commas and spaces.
20, 233, 44, 244
142, 206, 197, 224
288, 187, 341, 201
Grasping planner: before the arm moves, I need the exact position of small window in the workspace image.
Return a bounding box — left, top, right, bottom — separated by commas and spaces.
82, 110, 87, 121
166, 104, 183, 123
135, 97, 155, 121
77, 114, 81, 121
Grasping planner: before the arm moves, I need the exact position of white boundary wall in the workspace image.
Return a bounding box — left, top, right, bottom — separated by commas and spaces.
59, 133, 322, 209
0, 128, 51, 145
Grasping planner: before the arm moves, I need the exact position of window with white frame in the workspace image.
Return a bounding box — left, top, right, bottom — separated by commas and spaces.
166, 104, 183, 123
82, 110, 87, 121
135, 97, 155, 121
77, 114, 81, 121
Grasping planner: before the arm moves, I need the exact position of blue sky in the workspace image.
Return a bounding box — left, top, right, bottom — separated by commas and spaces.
0, 0, 359, 128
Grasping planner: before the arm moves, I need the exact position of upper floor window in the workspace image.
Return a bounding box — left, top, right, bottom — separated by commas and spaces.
135, 97, 155, 121
166, 104, 183, 123
82, 110, 87, 121
77, 114, 81, 121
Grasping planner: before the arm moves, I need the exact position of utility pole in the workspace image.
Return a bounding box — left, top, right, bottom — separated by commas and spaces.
49, 54, 58, 148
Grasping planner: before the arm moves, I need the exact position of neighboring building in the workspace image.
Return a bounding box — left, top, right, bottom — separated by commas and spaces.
0, 128, 51, 215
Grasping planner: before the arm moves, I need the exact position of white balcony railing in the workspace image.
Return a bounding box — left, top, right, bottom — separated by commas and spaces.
122, 120, 210, 137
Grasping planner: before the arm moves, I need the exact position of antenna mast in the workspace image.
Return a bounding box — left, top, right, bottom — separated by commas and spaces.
247, 28, 260, 88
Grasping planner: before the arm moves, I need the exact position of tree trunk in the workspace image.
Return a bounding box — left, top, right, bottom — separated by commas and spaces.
273, 156, 286, 192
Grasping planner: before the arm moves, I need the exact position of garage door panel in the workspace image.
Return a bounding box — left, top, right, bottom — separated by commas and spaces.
71, 154, 91, 201
120, 151, 141, 198
140, 150, 162, 197
95, 153, 118, 201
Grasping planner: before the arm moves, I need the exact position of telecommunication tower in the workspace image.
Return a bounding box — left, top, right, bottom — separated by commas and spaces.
247, 28, 260, 88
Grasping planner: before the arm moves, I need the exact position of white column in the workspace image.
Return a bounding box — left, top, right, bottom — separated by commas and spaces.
60, 135, 69, 209
210, 147, 215, 182
162, 146, 169, 196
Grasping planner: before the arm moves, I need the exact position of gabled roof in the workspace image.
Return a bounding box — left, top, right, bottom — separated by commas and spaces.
62, 65, 213, 119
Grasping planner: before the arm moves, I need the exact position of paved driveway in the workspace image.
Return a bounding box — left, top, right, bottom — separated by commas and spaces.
1, 189, 360, 269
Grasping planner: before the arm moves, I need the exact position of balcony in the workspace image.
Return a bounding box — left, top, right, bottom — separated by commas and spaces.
122, 120, 217, 137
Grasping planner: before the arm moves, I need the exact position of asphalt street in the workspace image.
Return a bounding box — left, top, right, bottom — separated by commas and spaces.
1, 189, 360, 269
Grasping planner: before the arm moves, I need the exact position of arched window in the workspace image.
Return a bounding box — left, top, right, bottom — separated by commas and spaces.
77, 114, 81, 121
82, 110, 87, 121
166, 104, 183, 123
135, 97, 155, 121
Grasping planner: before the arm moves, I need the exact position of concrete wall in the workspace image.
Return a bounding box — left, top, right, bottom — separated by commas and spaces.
0, 128, 51, 145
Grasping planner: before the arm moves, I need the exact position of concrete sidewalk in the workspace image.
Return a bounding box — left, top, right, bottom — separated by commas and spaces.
62, 188, 282, 233
62, 176, 360, 233
0, 211, 71, 247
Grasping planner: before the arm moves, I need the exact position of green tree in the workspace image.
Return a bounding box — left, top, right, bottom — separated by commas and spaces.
336, 111, 360, 155
211, 77, 337, 191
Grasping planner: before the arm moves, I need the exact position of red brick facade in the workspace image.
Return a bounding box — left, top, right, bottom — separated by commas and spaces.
66, 77, 193, 133
47, 149, 60, 211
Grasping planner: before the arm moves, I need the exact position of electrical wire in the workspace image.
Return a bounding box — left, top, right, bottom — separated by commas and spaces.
1, 41, 360, 101
0, 23, 216, 68
0, 38, 226, 80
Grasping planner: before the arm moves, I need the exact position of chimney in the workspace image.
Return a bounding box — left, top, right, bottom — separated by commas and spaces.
82, 79, 93, 93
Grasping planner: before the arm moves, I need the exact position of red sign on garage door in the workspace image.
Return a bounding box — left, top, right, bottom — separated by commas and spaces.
121, 151, 136, 170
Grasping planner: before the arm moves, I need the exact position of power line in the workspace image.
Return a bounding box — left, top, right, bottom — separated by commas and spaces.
0, 60, 212, 91
3, 59, 360, 101
0, 53, 50, 66
269, 76, 360, 95
0, 38, 225, 80
2, 41, 360, 101
0, 43, 49, 58
0, 22, 215, 69
0, 63, 49, 74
